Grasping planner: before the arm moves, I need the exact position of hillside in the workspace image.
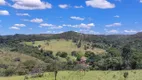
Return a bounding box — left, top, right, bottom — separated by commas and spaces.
23, 39, 106, 54
0, 31, 142, 77
0, 49, 46, 76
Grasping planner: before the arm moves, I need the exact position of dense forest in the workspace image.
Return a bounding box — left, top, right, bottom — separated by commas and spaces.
0, 31, 142, 77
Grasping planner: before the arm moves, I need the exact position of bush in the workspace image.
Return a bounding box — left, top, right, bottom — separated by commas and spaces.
123, 72, 128, 78
44, 50, 53, 58
85, 51, 95, 58
56, 52, 68, 58
71, 51, 79, 57
4, 68, 15, 76
23, 60, 36, 71
14, 57, 21, 62
31, 73, 44, 78
56, 51, 62, 56
60, 52, 68, 58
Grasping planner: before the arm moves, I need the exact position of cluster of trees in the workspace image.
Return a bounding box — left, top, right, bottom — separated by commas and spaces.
83, 46, 142, 70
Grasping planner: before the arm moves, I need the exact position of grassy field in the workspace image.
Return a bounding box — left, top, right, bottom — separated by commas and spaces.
0, 70, 142, 80
23, 39, 106, 54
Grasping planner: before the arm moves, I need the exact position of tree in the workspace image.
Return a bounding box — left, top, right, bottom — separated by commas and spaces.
122, 44, 133, 69
106, 48, 121, 57
71, 51, 79, 57
44, 50, 53, 58
85, 51, 95, 58
77, 40, 82, 48
46, 58, 62, 80
56, 52, 68, 58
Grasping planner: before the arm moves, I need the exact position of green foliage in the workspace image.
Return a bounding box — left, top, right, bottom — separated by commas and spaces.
85, 51, 95, 58
44, 50, 53, 58
4, 68, 15, 76
56, 51, 68, 58
71, 51, 79, 57
106, 48, 121, 57
77, 40, 82, 48
123, 72, 129, 78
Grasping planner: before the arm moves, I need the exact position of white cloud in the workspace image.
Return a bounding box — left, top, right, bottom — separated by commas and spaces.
0, 10, 9, 15
79, 29, 100, 34
114, 15, 120, 18
62, 23, 95, 29
72, 23, 95, 29
140, 0, 142, 3
16, 13, 30, 16
30, 18, 43, 23
70, 16, 85, 21
12, 0, 52, 10
86, 0, 115, 9
74, 5, 84, 8
40, 23, 54, 27
41, 31, 58, 34
41, 23, 95, 30
41, 31, 65, 34
106, 29, 118, 33
14, 24, 26, 27
49, 26, 63, 29
58, 4, 69, 9
105, 23, 122, 27
10, 26, 20, 30
0, 0, 6, 5
40, 23, 63, 29
10, 24, 26, 30
124, 30, 137, 33
62, 24, 72, 27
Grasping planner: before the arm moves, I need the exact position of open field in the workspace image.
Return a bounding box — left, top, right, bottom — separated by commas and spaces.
0, 70, 142, 80
23, 39, 106, 54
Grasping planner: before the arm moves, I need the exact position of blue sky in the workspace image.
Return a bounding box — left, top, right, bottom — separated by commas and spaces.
0, 0, 142, 35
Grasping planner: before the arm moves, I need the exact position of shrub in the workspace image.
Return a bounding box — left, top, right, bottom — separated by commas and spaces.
71, 51, 79, 57
123, 72, 128, 78
31, 73, 44, 78
85, 51, 95, 58
4, 68, 15, 76
14, 57, 21, 62
56, 52, 68, 58
60, 52, 68, 58
56, 51, 62, 56
23, 60, 36, 71
44, 50, 53, 58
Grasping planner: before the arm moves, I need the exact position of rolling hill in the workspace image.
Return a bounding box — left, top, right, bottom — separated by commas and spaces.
23, 39, 106, 54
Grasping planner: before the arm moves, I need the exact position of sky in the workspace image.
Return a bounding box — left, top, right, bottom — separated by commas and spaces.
0, 0, 142, 35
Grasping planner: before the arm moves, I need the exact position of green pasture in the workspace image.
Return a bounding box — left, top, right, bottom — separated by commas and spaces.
0, 70, 141, 80
23, 39, 106, 54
